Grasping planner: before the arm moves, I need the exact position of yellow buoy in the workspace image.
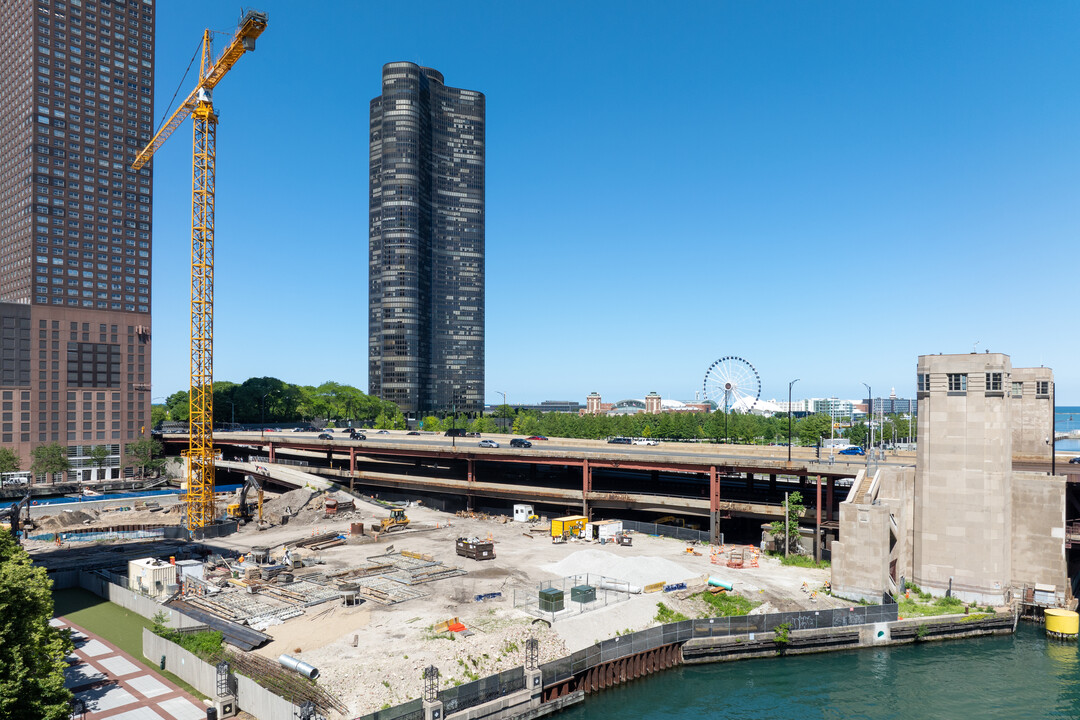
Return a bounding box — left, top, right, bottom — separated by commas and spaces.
1045, 609, 1078, 640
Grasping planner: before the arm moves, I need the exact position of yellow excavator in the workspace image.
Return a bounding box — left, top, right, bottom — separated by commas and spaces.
376, 508, 410, 533
226, 475, 263, 524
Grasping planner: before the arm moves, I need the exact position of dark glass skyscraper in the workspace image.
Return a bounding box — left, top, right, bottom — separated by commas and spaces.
369, 63, 485, 416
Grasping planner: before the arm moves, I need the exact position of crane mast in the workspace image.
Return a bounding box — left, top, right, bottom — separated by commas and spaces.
133, 11, 268, 533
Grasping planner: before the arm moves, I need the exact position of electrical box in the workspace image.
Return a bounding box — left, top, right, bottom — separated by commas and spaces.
570, 585, 596, 604
539, 587, 564, 613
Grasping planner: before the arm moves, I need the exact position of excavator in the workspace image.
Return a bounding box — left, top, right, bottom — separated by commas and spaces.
0, 490, 34, 543
226, 475, 263, 525
375, 508, 410, 533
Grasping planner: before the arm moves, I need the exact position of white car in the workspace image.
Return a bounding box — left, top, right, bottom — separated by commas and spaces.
478, 439, 500, 448
633, 438, 659, 446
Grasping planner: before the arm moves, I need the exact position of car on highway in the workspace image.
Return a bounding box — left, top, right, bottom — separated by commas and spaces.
633, 438, 659, 446
348, 430, 366, 440
607, 437, 632, 445
407, 431, 421, 435
838, 446, 865, 456
376, 430, 389, 434
478, 439, 500, 448
509, 438, 532, 448
1070, 456, 1080, 464
292, 427, 306, 432
317, 432, 333, 440
527, 435, 548, 441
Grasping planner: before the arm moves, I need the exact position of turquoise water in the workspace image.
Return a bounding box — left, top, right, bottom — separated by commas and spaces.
1056, 406, 1080, 452
558, 625, 1079, 720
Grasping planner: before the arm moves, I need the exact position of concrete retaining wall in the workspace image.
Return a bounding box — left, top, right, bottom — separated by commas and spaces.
143, 628, 299, 719
80, 572, 203, 629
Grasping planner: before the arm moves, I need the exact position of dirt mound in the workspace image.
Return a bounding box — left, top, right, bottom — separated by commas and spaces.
262, 487, 316, 519
37, 509, 99, 530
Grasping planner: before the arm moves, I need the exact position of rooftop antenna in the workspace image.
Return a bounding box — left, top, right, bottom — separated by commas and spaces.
973, 340, 980, 354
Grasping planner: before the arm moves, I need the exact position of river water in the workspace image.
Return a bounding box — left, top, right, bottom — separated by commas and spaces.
558, 624, 1079, 719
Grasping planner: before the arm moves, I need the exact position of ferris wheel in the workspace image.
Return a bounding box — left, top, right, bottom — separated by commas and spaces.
703, 356, 761, 414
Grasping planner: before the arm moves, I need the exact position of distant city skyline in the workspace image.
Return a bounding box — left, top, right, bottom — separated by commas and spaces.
144, 2, 1079, 405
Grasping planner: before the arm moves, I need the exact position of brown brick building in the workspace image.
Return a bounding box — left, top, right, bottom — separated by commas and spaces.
0, 0, 155, 482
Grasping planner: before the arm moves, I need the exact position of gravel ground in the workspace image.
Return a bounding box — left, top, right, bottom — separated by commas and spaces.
201, 498, 848, 718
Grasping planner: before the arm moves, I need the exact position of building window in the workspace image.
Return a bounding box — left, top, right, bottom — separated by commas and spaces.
1036, 381, 1050, 397
1012, 382, 1023, 397
947, 374, 967, 392
917, 374, 930, 392
985, 373, 1002, 392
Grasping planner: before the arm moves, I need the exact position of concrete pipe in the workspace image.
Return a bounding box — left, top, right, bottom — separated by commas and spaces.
278, 654, 320, 679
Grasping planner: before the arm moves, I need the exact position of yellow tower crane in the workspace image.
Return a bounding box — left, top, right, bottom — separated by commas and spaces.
132, 10, 268, 533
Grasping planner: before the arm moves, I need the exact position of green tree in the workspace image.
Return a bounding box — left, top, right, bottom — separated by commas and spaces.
0, 448, 19, 474
797, 414, 833, 446
164, 390, 189, 423
421, 416, 443, 432
0, 530, 73, 719
30, 444, 70, 483
150, 404, 167, 427
126, 438, 166, 478
770, 491, 804, 553
88, 445, 110, 479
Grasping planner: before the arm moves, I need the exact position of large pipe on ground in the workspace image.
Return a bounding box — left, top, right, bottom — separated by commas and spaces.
278, 654, 319, 679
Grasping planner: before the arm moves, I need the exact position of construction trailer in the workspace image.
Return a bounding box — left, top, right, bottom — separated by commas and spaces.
551, 515, 588, 539
585, 520, 624, 543
513, 504, 536, 522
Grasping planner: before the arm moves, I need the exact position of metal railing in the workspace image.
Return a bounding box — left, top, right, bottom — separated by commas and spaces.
620, 519, 713, 544
539, 603, 898, 685
439, 667, 525, 715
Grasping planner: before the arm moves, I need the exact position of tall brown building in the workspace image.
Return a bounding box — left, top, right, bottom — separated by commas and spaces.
0, 0, 154, 482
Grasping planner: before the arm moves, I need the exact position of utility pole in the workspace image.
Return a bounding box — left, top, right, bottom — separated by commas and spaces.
862, 383, 871, 467
788, 379, 799, 464
784, 491, 789, 557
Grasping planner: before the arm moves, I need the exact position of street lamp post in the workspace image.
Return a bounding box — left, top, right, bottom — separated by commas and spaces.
497, 391, 507, 433
788, 379, 800, 464
260, 390, 275, 438
227, 399, 236, 428
862, 383, 872, 466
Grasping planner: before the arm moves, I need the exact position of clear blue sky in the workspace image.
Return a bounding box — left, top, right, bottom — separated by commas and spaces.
149, 1, 1080, 406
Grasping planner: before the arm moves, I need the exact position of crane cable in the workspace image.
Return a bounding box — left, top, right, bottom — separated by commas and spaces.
153, 39, 203, 137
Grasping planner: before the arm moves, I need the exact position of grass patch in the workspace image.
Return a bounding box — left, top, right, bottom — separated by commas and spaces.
52, 588, 206, 699
767, 552, 830, 569
695, 591, 759, 617
898, 594, 965, 617
654, 602, 689, 624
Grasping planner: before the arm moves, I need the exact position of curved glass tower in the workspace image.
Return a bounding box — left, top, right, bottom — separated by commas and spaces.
369, 63, 485, 416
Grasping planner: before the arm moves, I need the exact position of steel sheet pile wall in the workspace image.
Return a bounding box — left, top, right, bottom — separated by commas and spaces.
540, 603, 898, 685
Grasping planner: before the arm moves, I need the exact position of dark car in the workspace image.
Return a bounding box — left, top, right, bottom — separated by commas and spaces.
510, 438, 532, 448
349, 431, 366, 440
607, 437, 632, 445
527, 435, 548, 441
838, 446, 865, 456
1070, 456, 1080, 464
407, 431, 421, 436
317, 432, 333, 440
445, 428, 467, 437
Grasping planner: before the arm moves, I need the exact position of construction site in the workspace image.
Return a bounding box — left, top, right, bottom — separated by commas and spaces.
28, 481, 845, 718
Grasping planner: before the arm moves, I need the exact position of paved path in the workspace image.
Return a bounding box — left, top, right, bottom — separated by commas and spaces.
55, 616, 208, 720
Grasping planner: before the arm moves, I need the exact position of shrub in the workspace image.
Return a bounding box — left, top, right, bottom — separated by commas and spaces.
654, 602, 689, 624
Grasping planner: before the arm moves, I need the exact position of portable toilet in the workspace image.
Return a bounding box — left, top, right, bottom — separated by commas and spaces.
513, 504, 535, 523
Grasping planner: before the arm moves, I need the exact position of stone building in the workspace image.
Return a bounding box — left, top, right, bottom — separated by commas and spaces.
832, 353, 1066, 606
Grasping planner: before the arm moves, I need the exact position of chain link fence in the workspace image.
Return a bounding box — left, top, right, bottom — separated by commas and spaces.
620, 519, 714, 544
512, 574, 631, 623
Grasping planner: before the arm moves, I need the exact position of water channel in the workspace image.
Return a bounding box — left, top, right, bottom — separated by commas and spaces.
557, 624, 1079, 719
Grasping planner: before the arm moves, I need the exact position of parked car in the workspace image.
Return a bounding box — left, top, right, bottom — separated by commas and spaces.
510, 438, 532, 448
607, 437, 632, 445
1069, 456, 1080, 464
317, 432, 333, 440
633, 438, 659, 446
838, 446, 865, 456
478, 439, 500, 448
527, 435, 548, 441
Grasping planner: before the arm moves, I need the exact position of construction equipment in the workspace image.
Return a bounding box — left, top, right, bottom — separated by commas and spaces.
132, 10, 269, 532
0, 490, 34, 543
376, 509, 410, 533
226, 474, 263, 524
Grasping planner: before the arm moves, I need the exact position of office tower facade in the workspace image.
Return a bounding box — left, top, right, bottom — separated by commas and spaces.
369, 62, 485, 416
0, 0, 154, 480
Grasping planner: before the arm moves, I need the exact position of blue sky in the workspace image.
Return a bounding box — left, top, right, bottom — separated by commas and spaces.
149, 1, 1080, 406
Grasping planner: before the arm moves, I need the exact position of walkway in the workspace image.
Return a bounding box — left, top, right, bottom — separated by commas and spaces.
57, 616, 207, 720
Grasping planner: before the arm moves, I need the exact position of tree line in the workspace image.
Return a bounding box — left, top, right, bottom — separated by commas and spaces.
154, 377, 400, 427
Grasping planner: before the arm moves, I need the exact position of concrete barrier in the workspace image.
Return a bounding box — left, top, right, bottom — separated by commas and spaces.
79, 571, 203, 629
143, 628, 300, 719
